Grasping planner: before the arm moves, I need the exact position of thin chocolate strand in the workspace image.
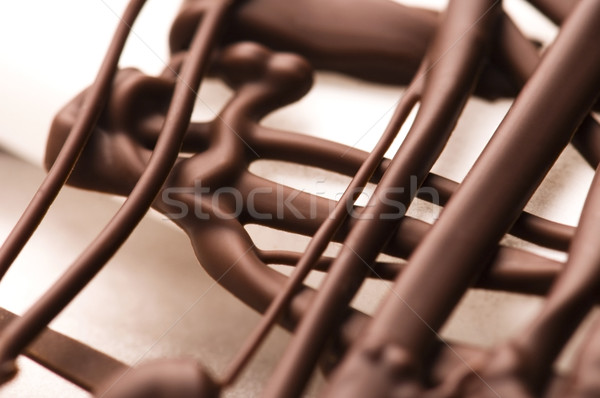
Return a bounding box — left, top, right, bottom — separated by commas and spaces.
219, 72, 421, 386
257, 245, 564, 297
172, 0, 600, 149
264, 2, 502, 396
44, 44, 340, 341
0, 0, 233, 383
0, 0, 147, 279
132, 115, 577, 251
250, 125, 575, 250
328, 1, 600, 396
235, 176, 564, 297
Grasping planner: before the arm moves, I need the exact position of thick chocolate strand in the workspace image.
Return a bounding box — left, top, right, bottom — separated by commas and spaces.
327, 1, 600, 396
170, 0, 600, 169
0, 0, 233, 383
263, 2, 501, 396
96, 359, 220, 398
172, 0, 533, 99
526, 0, 577, 24
131, 116, 577, 251
496, 13, 600, 168
0, 307, 128, 393
259, 244, 563, 297
452, 165, 600, 396
172, 0, 436, 89
219, 76, 420, 385
23, 1, 600, 395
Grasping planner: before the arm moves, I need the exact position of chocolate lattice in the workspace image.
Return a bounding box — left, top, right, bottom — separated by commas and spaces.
1, 0, 600, 397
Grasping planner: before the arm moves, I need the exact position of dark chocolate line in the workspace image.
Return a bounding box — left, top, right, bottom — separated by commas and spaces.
0, 0, 147, 280
0, 307, 128, 393
258, 244, 564, 297
495, 12, 600, 168
264, 2, 502, 396
0, 0, 233, 383
127, 114, 578, 251
219, 70, 421, 386
13, 0, 600, 396
327, 1, 600, 396
449, 158, 600, 395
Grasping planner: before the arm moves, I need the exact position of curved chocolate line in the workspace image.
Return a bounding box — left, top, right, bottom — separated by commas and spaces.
265, 2, 503, 396
5, 0, 600, 396
495, 12, 600, 168
0, 0, 233, 382
37, 34, 572, 396
170, 0, 600, 114
219, 58, 423, 386
0, 307, 128, 393
132, 115, 577, 251
0, 0, 147, 280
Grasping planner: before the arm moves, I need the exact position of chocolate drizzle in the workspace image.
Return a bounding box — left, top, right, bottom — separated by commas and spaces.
326, 1, 600, 396
2, 0, 600, 397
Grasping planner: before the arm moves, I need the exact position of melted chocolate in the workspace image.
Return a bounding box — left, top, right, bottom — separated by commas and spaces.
326, 1, 600, 397
2, 0, 600, 397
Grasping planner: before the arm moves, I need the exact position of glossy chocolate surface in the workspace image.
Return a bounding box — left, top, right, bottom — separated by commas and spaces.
2, 0, 600, 397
